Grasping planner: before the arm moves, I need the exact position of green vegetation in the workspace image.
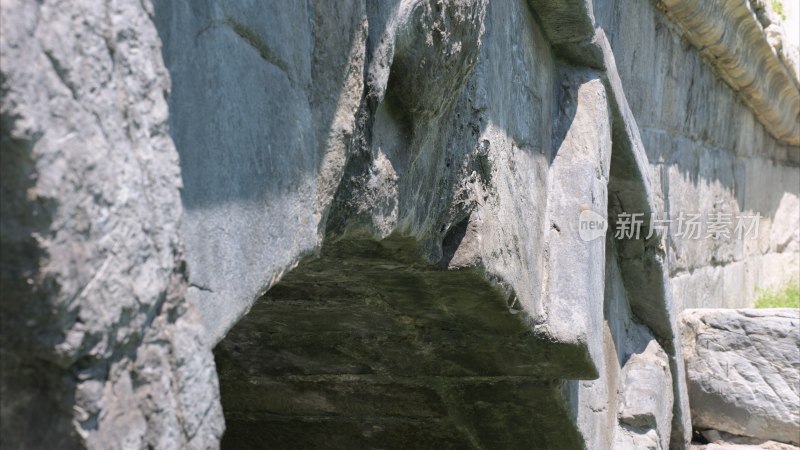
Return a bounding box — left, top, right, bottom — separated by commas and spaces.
771, 0, 787, 21
755, 280, 800, 308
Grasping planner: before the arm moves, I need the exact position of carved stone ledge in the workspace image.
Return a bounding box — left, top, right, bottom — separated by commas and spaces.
661, 0, 800, 146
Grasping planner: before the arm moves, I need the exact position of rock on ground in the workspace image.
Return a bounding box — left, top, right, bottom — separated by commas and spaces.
614, 340, 675, 450
694, 442, 799, 450
694, 429, 800, 450
680, 309, 800, 446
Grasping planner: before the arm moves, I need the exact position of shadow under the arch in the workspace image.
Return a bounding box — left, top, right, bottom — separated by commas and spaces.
214, 236, 594, 450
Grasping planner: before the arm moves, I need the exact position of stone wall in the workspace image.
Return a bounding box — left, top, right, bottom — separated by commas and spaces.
151, 0, 800, 344
1, 0, 798, 448
594, 0, 800, 310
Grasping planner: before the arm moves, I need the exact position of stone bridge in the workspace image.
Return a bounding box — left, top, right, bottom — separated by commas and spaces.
1, 0, 798, 449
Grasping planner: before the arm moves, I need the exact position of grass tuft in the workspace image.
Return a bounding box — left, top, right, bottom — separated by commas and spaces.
755, 280, 800, 308
771, 0, 787, 21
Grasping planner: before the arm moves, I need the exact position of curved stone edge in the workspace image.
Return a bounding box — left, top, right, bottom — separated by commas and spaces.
660, 0, 800, 146
523, 0, 694, 442
596, 29, 693, 449
748, 0, 800, 84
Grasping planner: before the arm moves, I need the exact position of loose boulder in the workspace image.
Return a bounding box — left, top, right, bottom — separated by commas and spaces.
614, 340, 675, 450
680, 309, 800, 445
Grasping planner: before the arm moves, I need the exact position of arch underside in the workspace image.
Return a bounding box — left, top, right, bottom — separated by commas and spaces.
214, 238, 590, 449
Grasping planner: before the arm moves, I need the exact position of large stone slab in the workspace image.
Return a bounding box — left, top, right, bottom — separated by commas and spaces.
153, 0, 368, 342
0, 0, 223, 447
680, 309, 800, 445
614, 340, 675, 450
697, 429, 800, 450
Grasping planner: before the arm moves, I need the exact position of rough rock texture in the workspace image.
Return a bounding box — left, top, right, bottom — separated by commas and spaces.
565, 234, 683, 450
614, 340, 674, 450
661, 0, 800, 145
0, 0, 222, 448
214, 239, 589, 449
1, 0, 798, 448
593, 0, 800, 311
698, 429, 800, 450
681, 309, 800, 445
153, 0, 368, 342
161, 0, 694, 446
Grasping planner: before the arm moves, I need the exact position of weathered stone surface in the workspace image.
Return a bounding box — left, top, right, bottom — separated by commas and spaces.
660, 0, 800, 145
681, 309, 800, 445
1, 0, 798, 447
593, 0, 800, 311
0, 0, 222, 448
614, 340, 674, 450
542, 67, 611, 349
215, 238, 589, 449
699, 429, 800, 450
153, 0, 368, 342
170, 0, 692, 446
596, 28, 694, 448
565, 239, 676, 450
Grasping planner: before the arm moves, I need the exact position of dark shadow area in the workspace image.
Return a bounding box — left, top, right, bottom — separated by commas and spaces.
438, 216, 470, 268
214, 237, 592, 450
0, 103, 81, 450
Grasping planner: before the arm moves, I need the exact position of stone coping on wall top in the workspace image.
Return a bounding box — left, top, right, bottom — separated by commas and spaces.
660, 0, 800, 147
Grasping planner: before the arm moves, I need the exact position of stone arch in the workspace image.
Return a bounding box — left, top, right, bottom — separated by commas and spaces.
213, 237, 591, 449
152, 0, 692, 448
